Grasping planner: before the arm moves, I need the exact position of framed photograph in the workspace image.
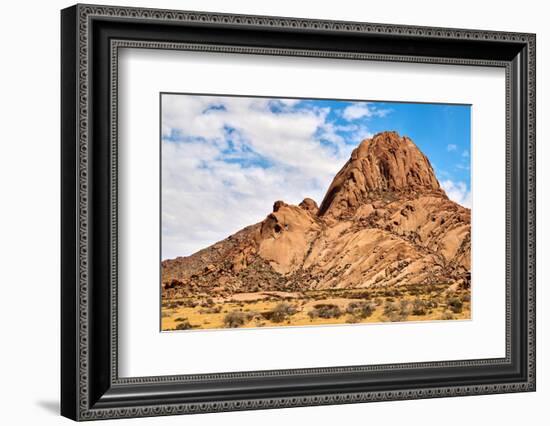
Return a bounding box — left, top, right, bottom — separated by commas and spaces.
159, 93, 474, 331
61, 4, 536, 421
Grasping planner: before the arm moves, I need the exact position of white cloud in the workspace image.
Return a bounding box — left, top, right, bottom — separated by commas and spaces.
462, 150, 469, 157
161, 95, 361, 259
441, 180, 471, 208
277, 98, 301, 107
347, 124, 373, 144
447, 144, 458, 152
341, 102, 390, 121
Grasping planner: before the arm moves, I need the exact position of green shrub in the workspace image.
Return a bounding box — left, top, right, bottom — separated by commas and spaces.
182, 299, 199, 308
223, 311, 247, 328
461, 293, 471, 302
199, 305, 222, 314
346, 301, 375, 319
426, 300, 438, 309
399, 299, 411, 316
165, 301, 182, 309
308, 304, 342, 319
200, 298, 215, 308
382, 300, 409, 322
411, 298, 428, 316
446, 296, 463, 313
270, 302, 298, 323
174, 319, 194, 330
383, 301, 399, 316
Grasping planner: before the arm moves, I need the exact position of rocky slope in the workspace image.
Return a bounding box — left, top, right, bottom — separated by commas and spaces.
162, 131, 471, 299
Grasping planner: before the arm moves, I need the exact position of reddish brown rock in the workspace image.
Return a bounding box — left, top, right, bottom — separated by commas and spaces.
273, 200, 287, 212
299, 197, 319, 214
318, 131, 445, 218
161, 131, 470, 297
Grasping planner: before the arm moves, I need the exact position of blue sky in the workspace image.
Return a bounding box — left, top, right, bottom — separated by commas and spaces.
161, 94, 471, 259
271, 98, 471, 187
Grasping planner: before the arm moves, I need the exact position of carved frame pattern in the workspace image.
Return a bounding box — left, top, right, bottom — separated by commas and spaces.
61, 4, 536, 421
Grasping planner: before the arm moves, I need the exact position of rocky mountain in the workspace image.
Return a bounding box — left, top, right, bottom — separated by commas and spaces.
162, 131, 471, 299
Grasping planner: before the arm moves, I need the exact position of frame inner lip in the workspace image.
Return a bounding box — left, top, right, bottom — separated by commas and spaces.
110, 39, 512, 385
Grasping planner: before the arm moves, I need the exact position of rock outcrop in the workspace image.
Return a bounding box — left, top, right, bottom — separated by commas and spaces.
162, 131, 471, 298
318, 131, 444, 218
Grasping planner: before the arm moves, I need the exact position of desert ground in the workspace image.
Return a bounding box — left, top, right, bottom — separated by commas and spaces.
161, 283, 470, 331
161, 132, 471, 331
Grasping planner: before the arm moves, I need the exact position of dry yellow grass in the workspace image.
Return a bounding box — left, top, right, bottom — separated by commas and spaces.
161, 286, 471, 331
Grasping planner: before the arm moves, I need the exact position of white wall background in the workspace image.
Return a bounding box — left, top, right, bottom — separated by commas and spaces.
0, 0, 546, 424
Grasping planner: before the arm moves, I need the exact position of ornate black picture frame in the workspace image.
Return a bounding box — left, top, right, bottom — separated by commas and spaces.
61, 4, 536, 421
